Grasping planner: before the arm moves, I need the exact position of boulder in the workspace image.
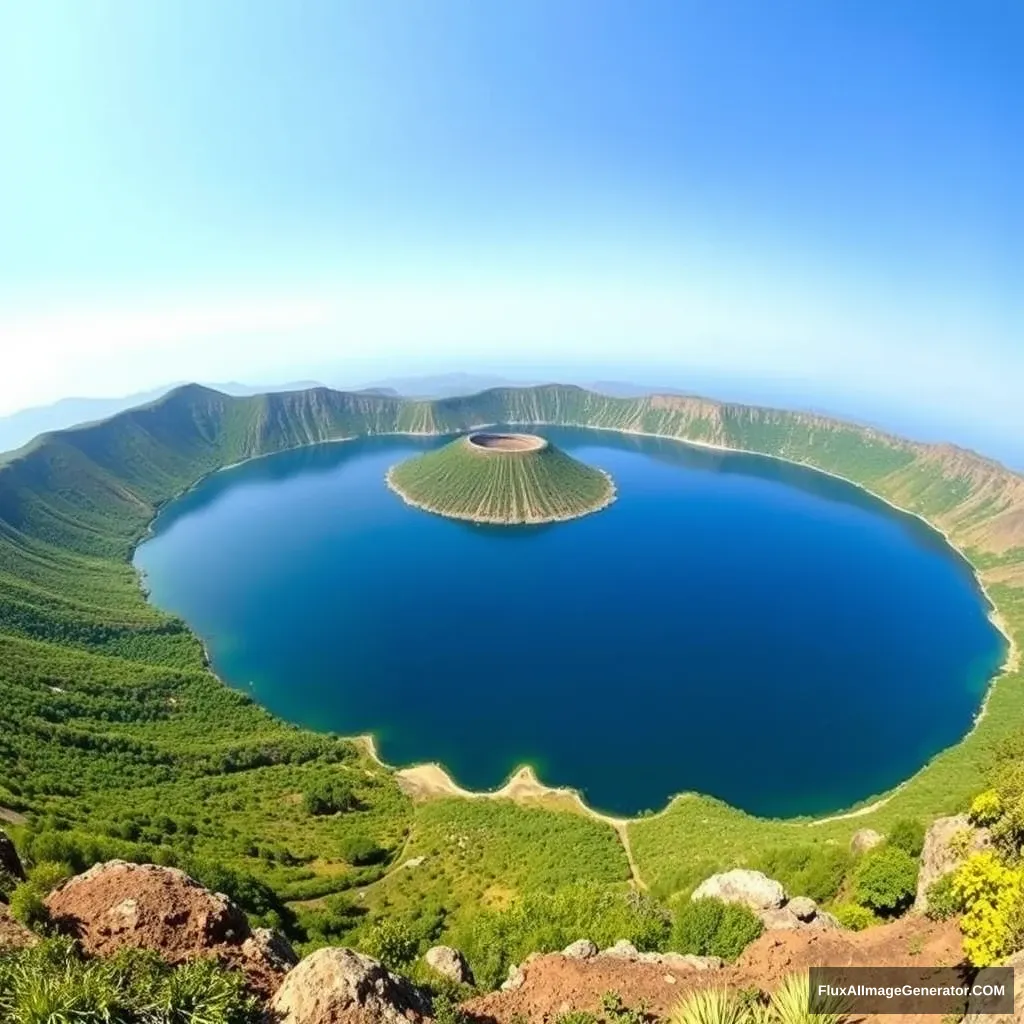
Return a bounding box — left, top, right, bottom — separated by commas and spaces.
270, 947, 431, 1024
43, 860, 291, 996
758, 907, 801, 930
0, 830, 23, 883
814, 911, 842, 930
562, 939, 599, 960
692, 870, 786, 911
786, 896, 818, 922
914, 815, 992, 914
424, 945, 474, 986
602, 939, 640, 960
242, 927, 299, 974
850, 829, 884, 854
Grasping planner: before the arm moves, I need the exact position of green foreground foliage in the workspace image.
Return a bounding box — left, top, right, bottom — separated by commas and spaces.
0, 938, 259, 1024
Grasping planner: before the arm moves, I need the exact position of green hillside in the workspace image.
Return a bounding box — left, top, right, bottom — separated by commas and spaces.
1, 381, 1022, 958
387, 432, 614, 523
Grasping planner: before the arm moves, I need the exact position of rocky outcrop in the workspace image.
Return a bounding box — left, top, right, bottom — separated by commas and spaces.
914, 815, 992, 914
562, 939, 599, 960
43, 860, 294, 996
602, 939, 640, 960
758, 897, 839, 932
786, 896, 817, 922
424, 945, 474, 985
0, 829, 23, 883
850, 829, 884, 854
270, 947, 432, 1024
692, 870, 787, 911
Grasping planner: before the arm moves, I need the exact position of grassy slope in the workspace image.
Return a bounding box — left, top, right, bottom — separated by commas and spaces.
387, 435, 612, 522
1, 382, 1022, 927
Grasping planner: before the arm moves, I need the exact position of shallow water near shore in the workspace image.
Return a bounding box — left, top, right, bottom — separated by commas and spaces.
135, 427, 1005, 817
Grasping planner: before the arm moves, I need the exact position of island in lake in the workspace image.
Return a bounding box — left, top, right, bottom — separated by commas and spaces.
386, 431, 616, 524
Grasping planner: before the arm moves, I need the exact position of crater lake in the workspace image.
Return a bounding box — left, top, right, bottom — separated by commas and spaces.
135, 428, 1006, 817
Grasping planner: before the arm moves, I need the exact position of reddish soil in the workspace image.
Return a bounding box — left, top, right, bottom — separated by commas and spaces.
44, 860, 293, 997
465, 917, 965, 1024
0, 904, 35, 951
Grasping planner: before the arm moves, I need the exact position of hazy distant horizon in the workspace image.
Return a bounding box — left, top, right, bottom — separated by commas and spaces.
2, 3, 1020, 455
1, 365, 1020, 472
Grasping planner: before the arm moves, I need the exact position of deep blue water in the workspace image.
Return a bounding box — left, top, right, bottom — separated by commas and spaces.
135, 428, 1005, 818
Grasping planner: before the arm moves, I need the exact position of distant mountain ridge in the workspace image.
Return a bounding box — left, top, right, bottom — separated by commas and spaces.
1, 382, 1021, 562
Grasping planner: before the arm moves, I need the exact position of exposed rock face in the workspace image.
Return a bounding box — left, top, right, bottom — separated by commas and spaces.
914, 815, 992, 914
786, 896, 818, 922
424, 945, 474, 985
243, 927, 299, 974
0, 829, 24, 883
757, 895, 840, 932
850, 829, 884, 854
270, 947, 431, 1024
692, 870, 786, 911
562, 939, 599, 960
43, 860, 293, 996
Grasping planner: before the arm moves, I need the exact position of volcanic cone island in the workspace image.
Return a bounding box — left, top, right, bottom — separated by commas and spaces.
386, 432, 616, 524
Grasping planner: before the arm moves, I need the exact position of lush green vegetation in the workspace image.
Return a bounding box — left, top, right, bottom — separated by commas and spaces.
671, 897, 763, 961
0, 381, 1022, 970
0, 938, 259, 1023
387, 433, 613, 523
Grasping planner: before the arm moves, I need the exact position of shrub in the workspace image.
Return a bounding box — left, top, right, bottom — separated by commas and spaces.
970, 789, 1004, 827
432, 992, 471, 1024
831, 903, 877, 931
303, 777, 358, 816
924, 875, 961, 921
887, 819, 926, 858
0, 937, 260, 1022
26, 860, 72, 895
340, 835, 386, 866
952, 852, 1024, 966
668, 971, 851, 1024
458, 883, 671, 991
673, 898, 763, 962
8, 882, 49, 930
362, 917, 418, 968
669, 987, 749, 1024
756, 845, 851, 904
852, 846, 918, 916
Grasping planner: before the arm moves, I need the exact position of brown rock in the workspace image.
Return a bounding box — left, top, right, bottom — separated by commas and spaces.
269, 947, 431, 1024
43, 860, 292, 996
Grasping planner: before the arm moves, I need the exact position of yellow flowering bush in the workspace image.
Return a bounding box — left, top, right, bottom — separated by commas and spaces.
970, 789, 1004, 827
952, 852, 1024, 966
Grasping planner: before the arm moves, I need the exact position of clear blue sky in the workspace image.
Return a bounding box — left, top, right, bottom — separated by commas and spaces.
1, 2, 1020, 458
